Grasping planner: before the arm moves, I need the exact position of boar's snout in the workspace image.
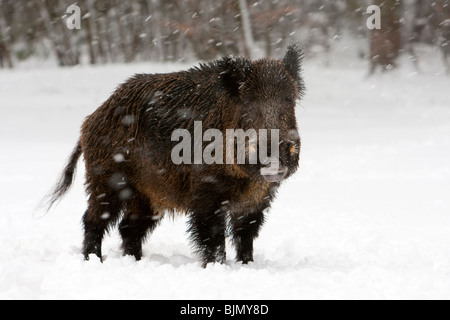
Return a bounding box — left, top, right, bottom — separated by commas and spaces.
260, 134, 300, 183
261, 165, 288, 182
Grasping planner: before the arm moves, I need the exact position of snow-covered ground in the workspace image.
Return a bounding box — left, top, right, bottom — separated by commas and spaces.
1, 48, 450, 299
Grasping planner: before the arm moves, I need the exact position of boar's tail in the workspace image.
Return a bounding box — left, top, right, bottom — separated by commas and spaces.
43, 140, 82, 212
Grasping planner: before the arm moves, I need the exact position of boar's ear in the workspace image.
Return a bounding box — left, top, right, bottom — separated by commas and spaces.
218, 56, 252, 97
283, 43, 304, 87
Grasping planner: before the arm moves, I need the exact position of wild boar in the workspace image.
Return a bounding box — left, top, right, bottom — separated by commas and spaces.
46, 43, 305, 267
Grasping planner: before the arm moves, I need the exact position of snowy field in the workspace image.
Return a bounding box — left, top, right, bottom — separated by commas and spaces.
1, 48, 450, 300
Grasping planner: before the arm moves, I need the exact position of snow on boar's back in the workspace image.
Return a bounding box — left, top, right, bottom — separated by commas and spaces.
45, 43, 305, 267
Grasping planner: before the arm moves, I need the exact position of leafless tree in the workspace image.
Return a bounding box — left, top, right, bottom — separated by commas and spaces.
0, 0, 448, 71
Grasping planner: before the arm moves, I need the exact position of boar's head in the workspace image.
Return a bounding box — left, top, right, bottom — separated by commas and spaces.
220, 43, 304, 183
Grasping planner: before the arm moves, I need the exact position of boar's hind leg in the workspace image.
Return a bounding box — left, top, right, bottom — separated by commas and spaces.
82, 192, 123, 262
188, 206, 227, 267
230, 211, 265, 264
119, 193, 160, 260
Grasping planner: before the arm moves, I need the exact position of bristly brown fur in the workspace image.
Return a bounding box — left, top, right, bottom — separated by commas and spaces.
47, 43, 305, 267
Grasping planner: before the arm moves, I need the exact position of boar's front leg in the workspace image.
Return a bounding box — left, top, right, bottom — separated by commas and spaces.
188, 205, 227, 268
230, 211, 265, 264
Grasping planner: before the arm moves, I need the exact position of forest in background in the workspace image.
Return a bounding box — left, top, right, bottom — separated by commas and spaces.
0, 0, 449, 71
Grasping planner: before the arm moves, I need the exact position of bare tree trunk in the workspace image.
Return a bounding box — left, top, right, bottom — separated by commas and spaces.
82, 0, 97, 65
369, 0, 403, 73
238, 0, 256, 58
146, 0, 164, 61
0, 7, 13, 68
110, 0, 130, 63
139, 0, 153, 60
85, 0, 107, 64
404, 0, 431, 72
38, 0, 80, 66
0, 40, 13, 68
99, 7, 119, 63
127, 1, 142, 61
434, 0, 450, 75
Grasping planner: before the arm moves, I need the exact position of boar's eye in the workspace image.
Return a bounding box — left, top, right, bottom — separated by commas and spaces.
279, 104, 292, 113
283, 96, 295, 105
